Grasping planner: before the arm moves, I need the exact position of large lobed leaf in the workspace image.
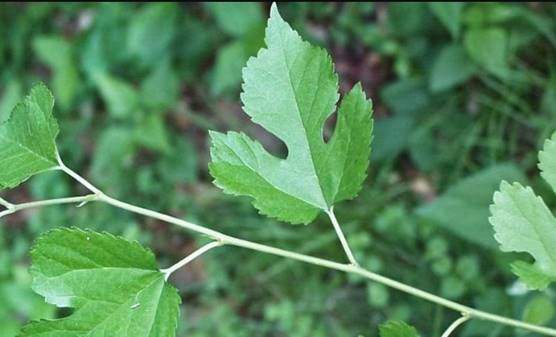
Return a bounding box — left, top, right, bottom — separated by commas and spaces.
0, 83, 59, 189
489, 132, 556, 289
209, 4, 373, 224
19, 228, 180, 337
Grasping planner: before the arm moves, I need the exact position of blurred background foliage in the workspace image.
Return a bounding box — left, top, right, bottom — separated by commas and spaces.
1, 2, 556, 337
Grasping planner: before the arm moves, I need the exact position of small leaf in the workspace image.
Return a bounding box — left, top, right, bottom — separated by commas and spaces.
127, 3, 177, 69
539, 131, 556, 193
93, 73, 139, 119
206, 2, 263, 37
429, 2, 464, 39
511, 261, 552, 292
372, 115, 415, 161
418, 164, 525, 248
0, 84, 59, 189
381, 79, 429, 116
140, 60, 180, 112
20, 228, 180, 337
211, 41, 250, 95
464, 27, 509, 79
490, 181, 556, 289
387, 3, 428, 38
523, 294, 555, 326
91, 127, 137, 194
0, 81, 22, 123
430, 44, 476, 92
134, 114, 170, 154
209, 4, 373, 224
33, 36, 79, 110
463, 3, 519, 26
379, 321, 420, 337
211, 26, 265, 95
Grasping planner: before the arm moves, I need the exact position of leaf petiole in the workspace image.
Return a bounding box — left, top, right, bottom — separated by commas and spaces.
441, 314, 471, 337
161, 241, 223, 281
56, 150, 105, 196
327, 207, 359, 266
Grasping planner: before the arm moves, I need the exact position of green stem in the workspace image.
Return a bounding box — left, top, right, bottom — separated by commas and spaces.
56, 153, 104, 196
0, 195, 97, 219
11, 162, 554, 337
0, 196, 13, 209
441, 314, 471, 337
160, 241, 223, 281
327, 206, 359, 266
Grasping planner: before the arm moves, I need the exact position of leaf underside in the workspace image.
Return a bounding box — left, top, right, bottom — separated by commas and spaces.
0, 83, 59, 190
539, 132, 556, 194
489, 131, 556, 289
20, 228, 180, 337
209, 4, 373, 224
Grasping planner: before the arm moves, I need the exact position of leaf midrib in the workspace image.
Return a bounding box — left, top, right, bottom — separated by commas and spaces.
277, 28, 328, 210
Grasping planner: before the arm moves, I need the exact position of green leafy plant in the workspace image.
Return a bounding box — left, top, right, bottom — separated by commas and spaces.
1, 3, 556, 337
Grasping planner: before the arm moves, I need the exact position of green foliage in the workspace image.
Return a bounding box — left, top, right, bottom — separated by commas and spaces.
539, 133, 556, 193
379, 321, 420, 337
418, 164, 525, 248
127, 3, 177, 70
490, 135, 556, 289
523, 294, 555, 325
0, 83, 58, 189
490, 181, 556, 290
1, 2, 556, 337
209, 4, 373, 224
430, 44, 476, 92
207, 2, 265, 96
94, 72, 140, 119
464, 27, 509, 79
429, 2, 464, 38
206, 2, 263, 37
21, 228, 180, 337
33, 36, 79, 110
0, 81, 22, 122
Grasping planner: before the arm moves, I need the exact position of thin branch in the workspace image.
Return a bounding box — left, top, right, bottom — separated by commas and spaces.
326, 206, 359, 266
0, 195, 97, 219
0, 196, 14, 209
441, 314, 471, 337
161, 241, 223, 281
3, 166, 556, 336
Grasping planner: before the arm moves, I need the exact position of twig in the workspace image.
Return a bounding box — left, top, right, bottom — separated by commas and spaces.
0, 195, 98, 219
160, 241, 223, 281
0, 196, 14, 209
441, 314, 471, 337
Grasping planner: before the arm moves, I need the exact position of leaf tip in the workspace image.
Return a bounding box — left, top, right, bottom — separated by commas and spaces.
269, 2, 280, 19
